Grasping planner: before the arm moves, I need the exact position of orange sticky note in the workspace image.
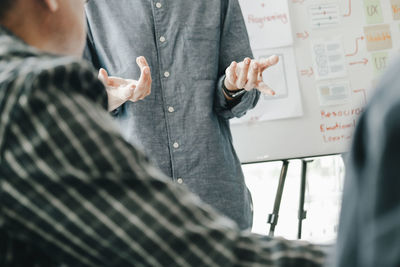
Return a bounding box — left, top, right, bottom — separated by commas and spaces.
364, 24, 392, 52
392, 0, 400, 20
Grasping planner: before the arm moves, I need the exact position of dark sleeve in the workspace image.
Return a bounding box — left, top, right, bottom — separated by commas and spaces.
83, 19, 101, 70
83, 19, 122, 116
1, 61, 327, 267
214, 0, 260, 120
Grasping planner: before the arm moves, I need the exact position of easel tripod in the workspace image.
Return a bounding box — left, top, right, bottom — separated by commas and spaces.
267, 159, 313, 239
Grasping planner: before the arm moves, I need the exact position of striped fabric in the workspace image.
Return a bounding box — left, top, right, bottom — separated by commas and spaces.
0, 27, 327, 267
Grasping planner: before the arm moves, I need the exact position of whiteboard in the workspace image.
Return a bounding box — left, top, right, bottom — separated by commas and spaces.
232, 0, 400, 163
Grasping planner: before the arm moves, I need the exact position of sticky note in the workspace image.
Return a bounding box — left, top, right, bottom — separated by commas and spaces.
364, 24, 392, 51
372, 52, 389, 76
363, 0, 384, 24
392, 0, 400, 20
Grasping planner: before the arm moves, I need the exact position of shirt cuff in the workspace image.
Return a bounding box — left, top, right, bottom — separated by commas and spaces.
110, 106, 121, 117
215, 75, 260, 120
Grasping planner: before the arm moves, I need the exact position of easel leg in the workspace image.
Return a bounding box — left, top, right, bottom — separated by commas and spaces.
268, 160, 289, 237
297, 160, 312, 239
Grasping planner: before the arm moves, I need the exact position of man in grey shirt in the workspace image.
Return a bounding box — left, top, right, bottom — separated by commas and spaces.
85, 0, 278, 229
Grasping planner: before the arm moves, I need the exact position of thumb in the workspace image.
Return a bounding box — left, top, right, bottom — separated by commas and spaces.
98, 68, 109, 84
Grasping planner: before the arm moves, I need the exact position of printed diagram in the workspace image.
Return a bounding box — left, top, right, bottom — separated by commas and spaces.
258, 54, 288, 99
312, 40, 347, 80
309, 4, 341, 29
317, 81, 351, 106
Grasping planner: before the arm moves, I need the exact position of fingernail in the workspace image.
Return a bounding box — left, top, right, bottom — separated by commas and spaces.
245, 59, 250, 64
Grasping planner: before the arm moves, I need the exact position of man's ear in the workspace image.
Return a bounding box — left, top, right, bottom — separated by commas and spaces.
42, 0, 59, 12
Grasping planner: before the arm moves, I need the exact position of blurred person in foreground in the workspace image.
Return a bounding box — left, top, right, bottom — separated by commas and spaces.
334, 57, 400, 267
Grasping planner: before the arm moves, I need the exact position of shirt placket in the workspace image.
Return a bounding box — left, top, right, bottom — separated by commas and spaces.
151, 0, 184, 184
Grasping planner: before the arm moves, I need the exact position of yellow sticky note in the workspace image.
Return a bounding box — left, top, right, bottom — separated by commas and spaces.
364, 24, 392, 51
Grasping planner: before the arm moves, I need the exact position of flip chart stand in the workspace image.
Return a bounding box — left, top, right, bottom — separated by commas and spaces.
298, 160, 313, 239
267, 159, 312, 239
267, 160, 289, 237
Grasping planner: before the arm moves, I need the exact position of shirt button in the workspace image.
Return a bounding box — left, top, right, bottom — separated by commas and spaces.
168, 106, 175, 113
155, 2, 162, 8
177, 178, 183, 184
173, 142, 179, 149
160, 36, 166, 43
164, 71, 170, 78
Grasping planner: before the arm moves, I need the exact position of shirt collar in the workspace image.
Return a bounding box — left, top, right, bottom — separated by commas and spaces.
0, 25, 41, 58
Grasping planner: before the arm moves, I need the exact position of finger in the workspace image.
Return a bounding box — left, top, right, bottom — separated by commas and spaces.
259, 55, 279, 72
98, 68, 109, 84
244, 61, 259, 91
237, 57, 251, 89
256, 82, 276, 96
132, 66, 151, 101
139, 67, 152, 99
225, 61, 237, 89
144, 66, 152, 88
136, 56, 149, 70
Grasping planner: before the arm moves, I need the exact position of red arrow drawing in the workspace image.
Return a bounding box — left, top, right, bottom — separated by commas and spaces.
353, 89, 367, 104
349, 58, 368, 66
296, 31, 310, 40
346, 36, 364, 57
343, 0, 352, 17
300, 67, 314, 77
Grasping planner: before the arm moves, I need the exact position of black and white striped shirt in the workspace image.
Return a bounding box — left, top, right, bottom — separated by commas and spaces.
0, 27, 327, 267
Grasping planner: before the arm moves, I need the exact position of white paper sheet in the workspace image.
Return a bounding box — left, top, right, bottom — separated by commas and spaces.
238, 0, 293, 50
312, 39, 347, 80
317, 81, 351, 106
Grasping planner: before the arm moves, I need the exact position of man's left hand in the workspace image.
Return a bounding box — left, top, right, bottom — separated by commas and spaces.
224, 55, 279, 96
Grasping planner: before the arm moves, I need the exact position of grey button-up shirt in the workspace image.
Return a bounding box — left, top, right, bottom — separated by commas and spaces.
85, 0, 260, 229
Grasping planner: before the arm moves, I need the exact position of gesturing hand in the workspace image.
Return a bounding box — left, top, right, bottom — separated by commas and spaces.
98, 56, 152, 111
224, 55, 279, 96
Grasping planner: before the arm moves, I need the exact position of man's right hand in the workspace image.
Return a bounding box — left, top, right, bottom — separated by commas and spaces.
98, 56, 152, 111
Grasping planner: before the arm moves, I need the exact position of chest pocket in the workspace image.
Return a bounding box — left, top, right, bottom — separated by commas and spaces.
184, 25, 220, 81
